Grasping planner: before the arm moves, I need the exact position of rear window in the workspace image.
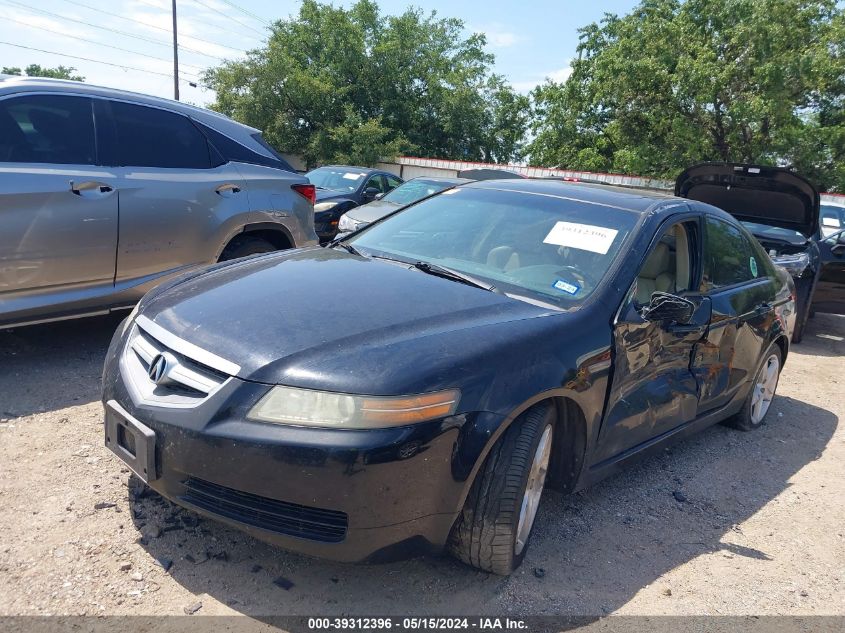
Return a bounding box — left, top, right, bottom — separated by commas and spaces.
195, 121, 295, 172
111, 101, 212, 169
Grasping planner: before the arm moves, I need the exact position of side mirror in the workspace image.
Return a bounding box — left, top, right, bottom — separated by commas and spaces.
363, 187, 380, 201
640, 292, 696, 324
832, 233, 845, 255
374, 192, 386, 200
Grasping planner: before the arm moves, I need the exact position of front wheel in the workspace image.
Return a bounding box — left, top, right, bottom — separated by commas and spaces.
448, 403, 554, 575
726, 343, 783, 432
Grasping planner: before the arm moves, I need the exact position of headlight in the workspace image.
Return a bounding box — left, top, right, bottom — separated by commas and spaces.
248, 386, 460, 428
338, 214, 362, 232
314, 201, 340, 213
772, 252, 810, 277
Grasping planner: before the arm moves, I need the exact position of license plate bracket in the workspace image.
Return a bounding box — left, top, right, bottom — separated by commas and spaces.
104, 400, 157, 483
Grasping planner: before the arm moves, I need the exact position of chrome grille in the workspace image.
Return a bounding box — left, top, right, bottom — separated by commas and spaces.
121, 315, 239, 408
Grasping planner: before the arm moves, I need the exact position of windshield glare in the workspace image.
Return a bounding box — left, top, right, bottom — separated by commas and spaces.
348, 187, 637, 308
383, 179, 456, 205
307, 167, 365, 193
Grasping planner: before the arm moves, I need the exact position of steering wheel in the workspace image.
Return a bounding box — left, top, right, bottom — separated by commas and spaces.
556, 265, 597, 290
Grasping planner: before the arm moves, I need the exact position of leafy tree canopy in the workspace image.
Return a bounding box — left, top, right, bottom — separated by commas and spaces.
2, 64, 85, 81
203, 0, 528, 167
529, 0, 845, 191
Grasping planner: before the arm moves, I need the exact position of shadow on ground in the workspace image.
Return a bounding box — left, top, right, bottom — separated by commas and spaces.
0, 313, 126, 419
129, 392, 837, 616
789, 312, 845, 358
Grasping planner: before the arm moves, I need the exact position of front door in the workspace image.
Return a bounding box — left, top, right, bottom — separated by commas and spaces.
597, 219, 710, 462
0, 94, 117, 322
811, 230, 845, 315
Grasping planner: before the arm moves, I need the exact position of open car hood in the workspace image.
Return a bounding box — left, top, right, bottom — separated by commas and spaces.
675, 163, 819, 238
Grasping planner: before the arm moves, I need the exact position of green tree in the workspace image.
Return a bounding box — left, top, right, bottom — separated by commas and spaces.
202, 0, 528, 166
2, 64, 84, 81
529, 0, 845, 191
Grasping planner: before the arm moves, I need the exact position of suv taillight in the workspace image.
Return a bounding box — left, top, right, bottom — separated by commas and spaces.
291, 183, 316, 205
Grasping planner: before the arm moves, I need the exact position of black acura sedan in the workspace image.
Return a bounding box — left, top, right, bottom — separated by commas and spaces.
102, 179, 795, 574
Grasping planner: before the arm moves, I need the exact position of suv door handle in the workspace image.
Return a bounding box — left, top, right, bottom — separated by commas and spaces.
69, 181, 115, 197
215, 183, 241, 195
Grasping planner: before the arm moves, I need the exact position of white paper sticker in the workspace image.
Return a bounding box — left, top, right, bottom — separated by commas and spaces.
543, 221, 619, 254
343, 172, 364, 180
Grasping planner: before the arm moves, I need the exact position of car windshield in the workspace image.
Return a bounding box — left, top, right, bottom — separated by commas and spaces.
307, 167, 366, 193
741, 221, 807, 245
820, 204, 845, 237
382, 179, 457, 205
348, 186, 638, 308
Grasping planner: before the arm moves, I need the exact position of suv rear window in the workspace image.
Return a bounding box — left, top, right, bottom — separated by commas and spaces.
0, 94, 96, 165
195, 122, 295, 172
110, 101, 212, 169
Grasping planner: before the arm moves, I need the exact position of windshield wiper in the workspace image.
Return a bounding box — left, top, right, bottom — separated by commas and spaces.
413, 261, 499, 293
331, 241, 364, 256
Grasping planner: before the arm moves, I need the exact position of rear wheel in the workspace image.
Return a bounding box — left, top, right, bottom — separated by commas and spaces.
726, 343, 782, 432
448, 403, 554, 575
219, 236, 276, 261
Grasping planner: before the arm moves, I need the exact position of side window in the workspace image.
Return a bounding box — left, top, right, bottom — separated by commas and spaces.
634, 222, 695, 305
386, 175, 402, 190
0, 95, 95, 165
110, 101, 211, 169
365, 175, 385, 193
702, 217, 762, 291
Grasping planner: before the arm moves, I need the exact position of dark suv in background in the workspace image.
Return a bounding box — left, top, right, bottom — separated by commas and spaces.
0, 76, 318, 329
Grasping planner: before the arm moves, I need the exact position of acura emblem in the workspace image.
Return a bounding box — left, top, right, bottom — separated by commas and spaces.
148, 353, 169, 385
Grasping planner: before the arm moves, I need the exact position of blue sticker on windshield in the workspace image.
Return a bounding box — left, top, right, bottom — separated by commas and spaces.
553, 279, 580, 295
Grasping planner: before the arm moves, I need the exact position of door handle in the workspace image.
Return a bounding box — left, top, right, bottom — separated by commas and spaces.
70, 180, 114, 197
215, 183, 241, 195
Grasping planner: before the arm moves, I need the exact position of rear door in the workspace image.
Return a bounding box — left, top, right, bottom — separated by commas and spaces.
692, 216, 778, 412
812, 230, 845, 315
0, 93, 117, 322
104, 100, 247, 287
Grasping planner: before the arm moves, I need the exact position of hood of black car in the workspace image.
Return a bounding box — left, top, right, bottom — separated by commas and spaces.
345, 199, 400, 223
144, 247, 552, 387
675, 163, 820, 238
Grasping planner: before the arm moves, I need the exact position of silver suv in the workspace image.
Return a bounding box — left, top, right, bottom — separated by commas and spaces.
0, 76, 318, 329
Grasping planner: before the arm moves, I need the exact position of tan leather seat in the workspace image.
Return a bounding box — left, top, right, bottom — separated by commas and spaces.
636, 242, 675, 304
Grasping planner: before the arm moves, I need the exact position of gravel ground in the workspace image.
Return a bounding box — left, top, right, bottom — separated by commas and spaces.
0, 312, 843, 619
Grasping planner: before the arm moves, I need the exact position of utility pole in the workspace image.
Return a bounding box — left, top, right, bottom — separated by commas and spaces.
172, 0, 179, 100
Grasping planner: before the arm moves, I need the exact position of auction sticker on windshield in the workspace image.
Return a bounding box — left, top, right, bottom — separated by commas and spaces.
543, 221, 619, 254
343, 172, 364, 180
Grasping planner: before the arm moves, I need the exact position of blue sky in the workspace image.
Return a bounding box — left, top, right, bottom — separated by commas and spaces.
0, 0, 638, 105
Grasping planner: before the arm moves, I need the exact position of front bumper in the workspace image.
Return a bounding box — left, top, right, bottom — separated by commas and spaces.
101, 326, 473, 563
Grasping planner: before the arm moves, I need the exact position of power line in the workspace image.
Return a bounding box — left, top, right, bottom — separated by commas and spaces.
4, 15, 203, 77
134, 0, 265, 46
188, 0, 266, 37
56, 0, 251, 55
214, 0, 272, 27
0, 40, 201, 85
0, 0, 226, 61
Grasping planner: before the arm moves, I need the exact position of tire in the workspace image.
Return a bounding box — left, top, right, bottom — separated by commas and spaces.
219, 236, 277, 262
725, 343, 783, 432
448, 403, 555, 575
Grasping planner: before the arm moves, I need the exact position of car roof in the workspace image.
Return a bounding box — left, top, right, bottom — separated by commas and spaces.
316, 165, 380, 174
407, 176, 471, 185
465, 178, 678, 213
0, 75, 259, 136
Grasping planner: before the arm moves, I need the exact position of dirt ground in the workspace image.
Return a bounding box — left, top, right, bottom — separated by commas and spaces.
0, 311, 843, 619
